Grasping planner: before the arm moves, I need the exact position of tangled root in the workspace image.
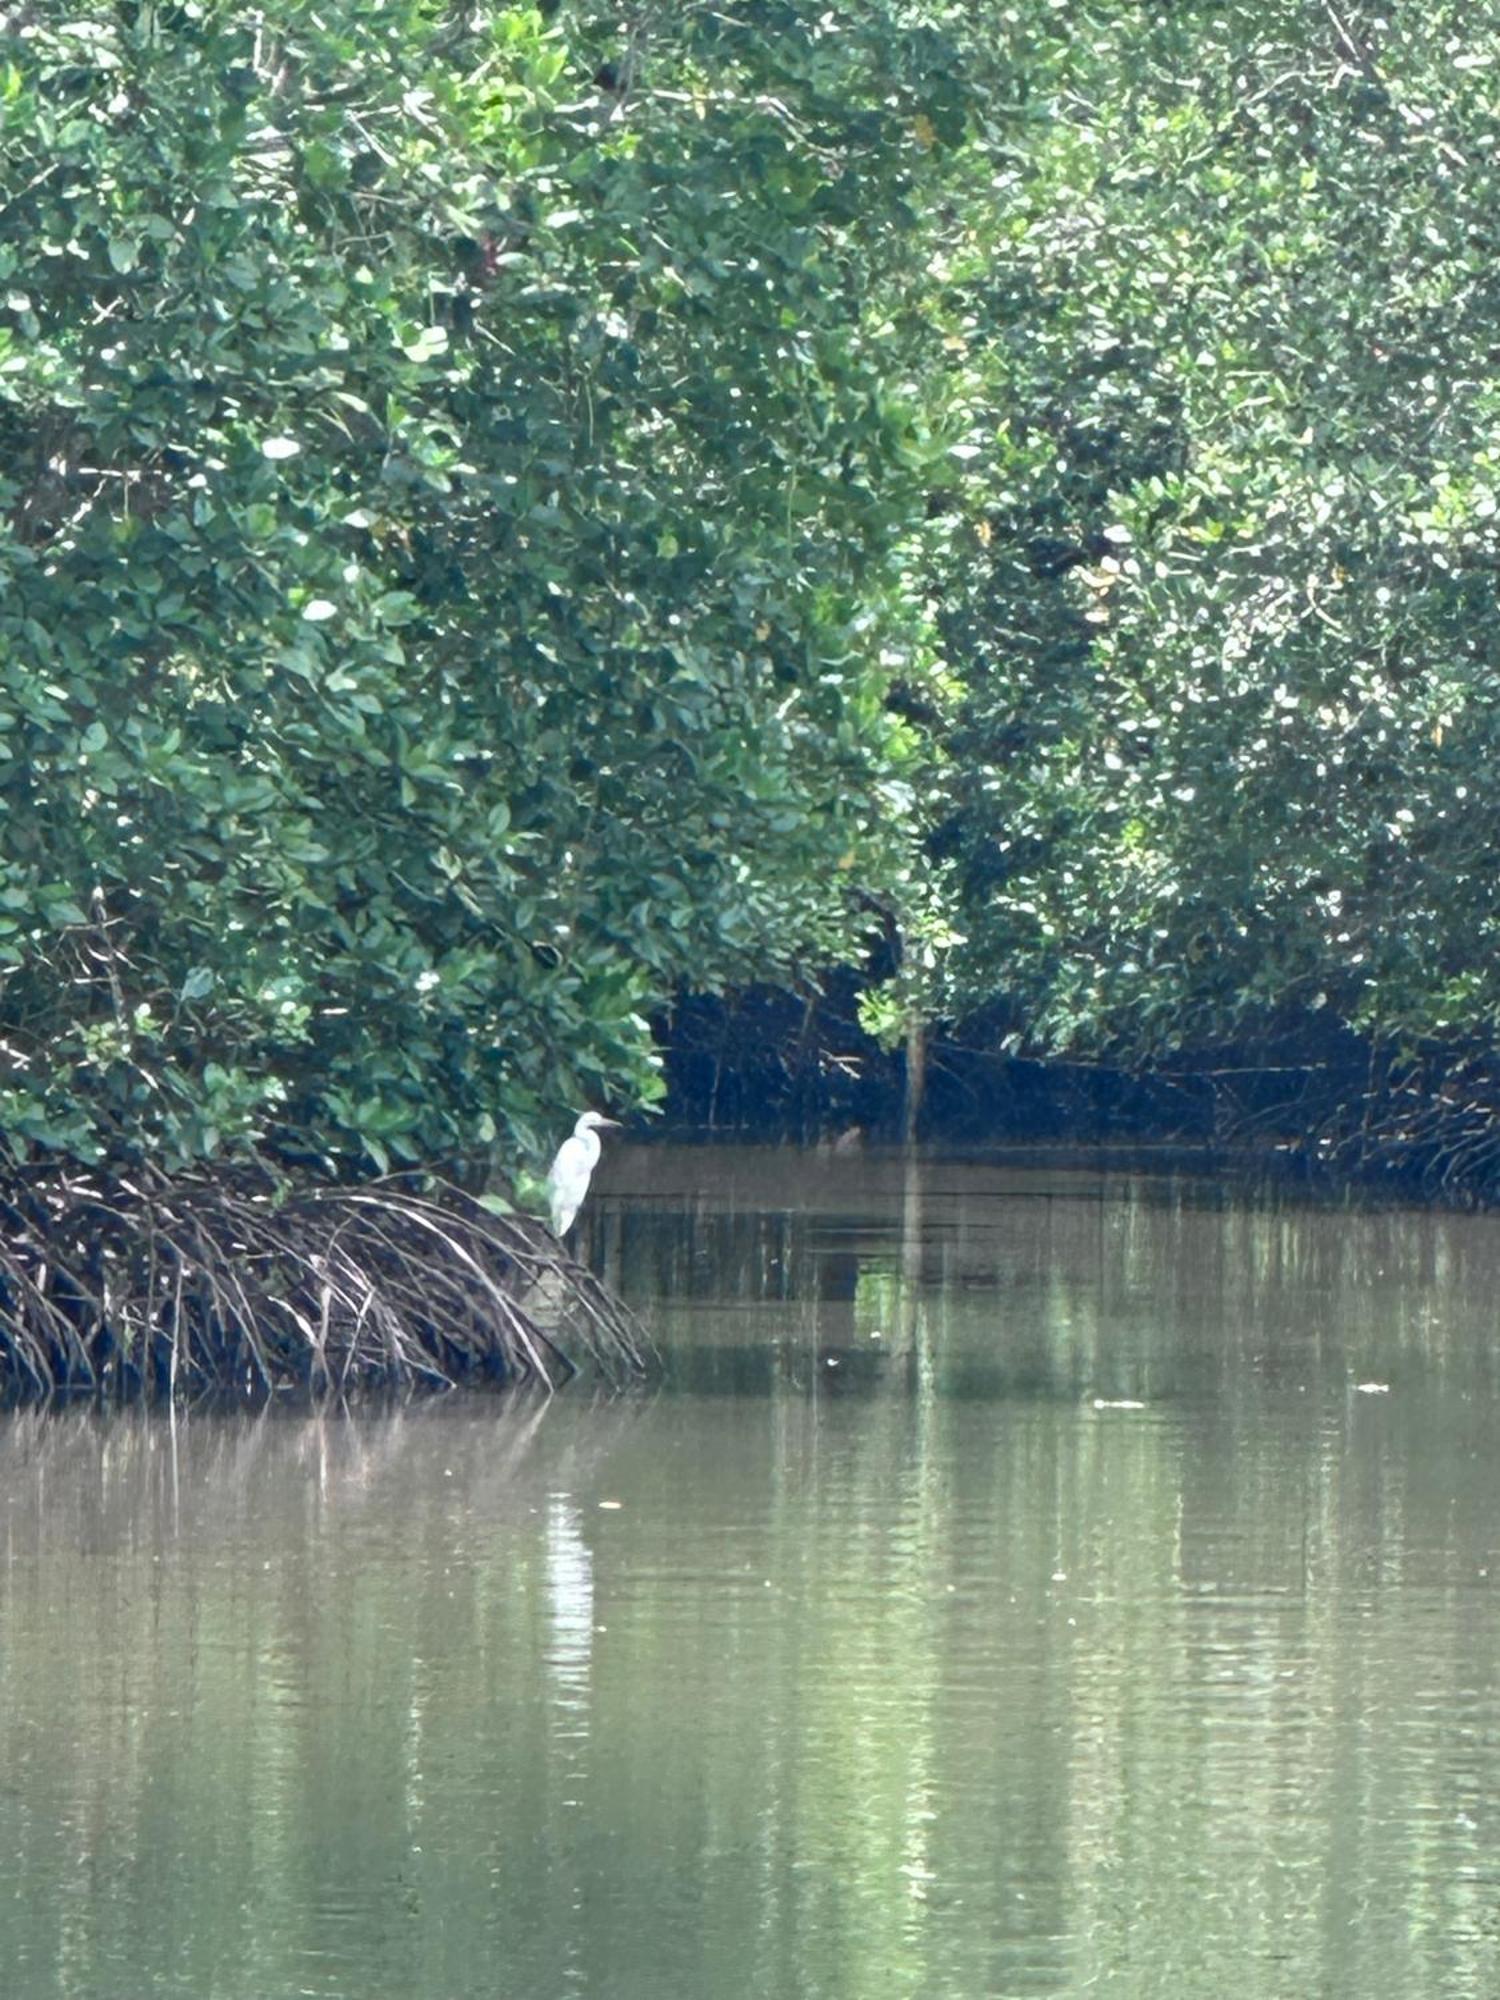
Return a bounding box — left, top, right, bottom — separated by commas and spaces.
0, 1167, 650, 1399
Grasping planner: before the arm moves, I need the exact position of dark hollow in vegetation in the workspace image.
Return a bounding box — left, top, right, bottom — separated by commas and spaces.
0, 1168, 651, 1400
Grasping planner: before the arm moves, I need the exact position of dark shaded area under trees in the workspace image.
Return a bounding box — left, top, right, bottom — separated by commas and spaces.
655, 979, 1493, 1202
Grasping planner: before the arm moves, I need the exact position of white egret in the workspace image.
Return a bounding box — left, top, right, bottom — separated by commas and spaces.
547, 1111, 623, 1237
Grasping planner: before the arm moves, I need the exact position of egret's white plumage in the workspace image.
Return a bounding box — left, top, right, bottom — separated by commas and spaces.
547, 1111, 622, 1236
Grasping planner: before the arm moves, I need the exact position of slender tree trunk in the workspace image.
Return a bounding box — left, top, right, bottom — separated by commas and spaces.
903, 1010, 927, 1145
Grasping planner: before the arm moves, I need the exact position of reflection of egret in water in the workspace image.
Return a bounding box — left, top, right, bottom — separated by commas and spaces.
545, 1493, 595, 1713
545, 1492, 594, 1993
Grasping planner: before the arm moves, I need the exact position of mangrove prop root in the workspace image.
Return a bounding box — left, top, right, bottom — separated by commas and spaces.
0, 1169, 652, 1399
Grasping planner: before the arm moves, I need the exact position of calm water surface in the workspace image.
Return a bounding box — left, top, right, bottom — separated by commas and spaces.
3, 1145, 1500, 1998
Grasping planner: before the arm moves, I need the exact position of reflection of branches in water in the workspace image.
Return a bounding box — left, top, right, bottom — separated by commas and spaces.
595, 1202, 809, 1305
593, 1155, 1000, 1395
0, 1390, 665, 1551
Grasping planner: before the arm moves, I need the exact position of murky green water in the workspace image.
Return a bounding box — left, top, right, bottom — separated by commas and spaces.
3, 1146, 1500, 1998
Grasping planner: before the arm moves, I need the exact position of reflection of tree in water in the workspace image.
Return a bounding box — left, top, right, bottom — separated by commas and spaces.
578, 1147, 1500, 1415
582, 1187, 917, 1396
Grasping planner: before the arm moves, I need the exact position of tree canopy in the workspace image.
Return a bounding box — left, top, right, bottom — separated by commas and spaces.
0, 0, 958, 1177
930, 3, 1500, 1086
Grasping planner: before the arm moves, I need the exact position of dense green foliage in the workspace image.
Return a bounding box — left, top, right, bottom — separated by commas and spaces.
931, 3, 1500, 1092
0, 0, 959, 1176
